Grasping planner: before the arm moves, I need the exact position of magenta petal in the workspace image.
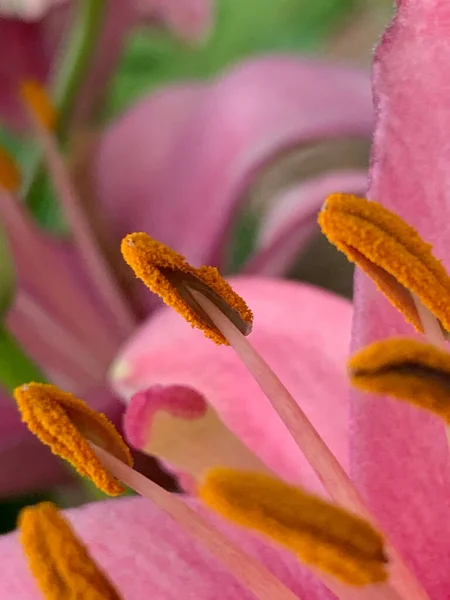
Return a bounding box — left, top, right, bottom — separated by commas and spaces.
0, 19, 49, 129
111, 277, 352, 494
0, 496, 332, 600
0, 392, 67, 496
244, 170, 368, 275
350, 4, 450, 598
95, 56, 372, 269
94, 82, 206, 275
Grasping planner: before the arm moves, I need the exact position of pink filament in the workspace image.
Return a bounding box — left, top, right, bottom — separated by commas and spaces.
92, 444, 408, 600
189, 290, 430, 600
91, 444, 304, 600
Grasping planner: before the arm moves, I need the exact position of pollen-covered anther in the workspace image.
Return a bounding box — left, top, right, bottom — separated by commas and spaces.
121, 232, 253, 345
20, 79, 57, 131
349, 337, 450, 421
0, 146, 21, 192
318, 193, 450, 334
19, 502, 122, 600
200, 469, 388, 586
14, 383, 133, 495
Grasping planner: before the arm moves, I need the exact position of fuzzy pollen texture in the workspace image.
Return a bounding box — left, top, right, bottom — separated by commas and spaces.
14, 383, 133, 495
121, 232, 253, 345
319, 193, 450, 333
200, 468, 388, 586
19, 502, 122, 600
350, 337, 450, 421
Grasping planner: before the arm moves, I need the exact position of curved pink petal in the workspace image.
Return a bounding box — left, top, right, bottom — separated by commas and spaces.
111, 277, 352, 494
95, 56, 372, 270
244, 170, 368, 275
350, 2, 450, 597
0, 495, 331, 599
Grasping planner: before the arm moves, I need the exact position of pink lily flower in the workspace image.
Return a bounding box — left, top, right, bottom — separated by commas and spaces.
0, 0, 213, 130
3, 3, 449, 596
1, 54, 371, 497
0, 1, 441, 598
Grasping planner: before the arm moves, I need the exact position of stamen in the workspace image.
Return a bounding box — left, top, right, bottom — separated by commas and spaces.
20, 81, 136, 338
19, 502, 121, 600
190, 291, 428, 600
20, 80, 57, 131
120, 234, 427, 600
318, 193, 450, 336
16, 379, 399, 600
200, 468, 388, 587
14, 382, 133, 495
97, 445, 406, 600
121, 232, 253, 345
349, 337, 450, 422
0, 146, 21, 192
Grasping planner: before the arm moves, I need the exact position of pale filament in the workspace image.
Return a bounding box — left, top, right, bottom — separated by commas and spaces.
92, 443, 402, 600
188, 289, 430, 600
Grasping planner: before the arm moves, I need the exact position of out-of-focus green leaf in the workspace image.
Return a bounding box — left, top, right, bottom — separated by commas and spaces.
0, 224, 15, 318
0, 128, 66, 232
0, 492, 55, 534
106, 0, 358, 117
0, 327, 45, 392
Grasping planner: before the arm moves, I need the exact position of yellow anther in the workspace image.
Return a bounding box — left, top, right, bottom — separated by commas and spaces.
200, 468, 388, 586
19, 502, 122, 600
121, 233, 253, 345
14, 383, 133, 496
20, 79, 57, 131
349, 337, 450, 421
0, 146, 20, 192
318, 193, 450, 334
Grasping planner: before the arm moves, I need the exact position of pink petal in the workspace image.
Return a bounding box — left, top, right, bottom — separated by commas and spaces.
244, 170, 368, 275
350, 3, 450, 597
111, 277, 352, 495
0, 495, 331, 600
95, 56, 372, 269
95, 82, 205, 312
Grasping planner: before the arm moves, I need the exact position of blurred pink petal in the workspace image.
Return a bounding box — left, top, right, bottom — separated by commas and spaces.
95, 55, 372, 269
0, 19, 50, 129
94, 83, 206, 307
0, 391, 68, 495
350, 2, 450, 597
111, 277, 352, 495
0, 495, 331, 599
244, 170, 368, 275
